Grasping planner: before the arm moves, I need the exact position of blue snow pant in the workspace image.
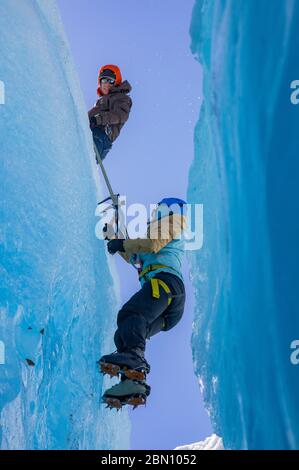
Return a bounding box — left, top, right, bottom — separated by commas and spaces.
92, 127, 113, 162
114, 272, 185, 353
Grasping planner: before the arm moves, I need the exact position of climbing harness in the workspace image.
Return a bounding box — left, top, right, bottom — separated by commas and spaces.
138, 263, 181, 281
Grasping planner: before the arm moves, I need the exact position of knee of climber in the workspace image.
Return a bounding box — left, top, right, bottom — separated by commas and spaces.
146, 316, 165, 339
162, 310, 184, 332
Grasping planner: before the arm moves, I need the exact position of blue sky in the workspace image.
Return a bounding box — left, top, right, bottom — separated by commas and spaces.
56, 0, 212, 450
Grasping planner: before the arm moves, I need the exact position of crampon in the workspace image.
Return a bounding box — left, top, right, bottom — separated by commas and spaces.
101, 377, 151, 410
102, 393, 148, 411
98, 359, 148, 382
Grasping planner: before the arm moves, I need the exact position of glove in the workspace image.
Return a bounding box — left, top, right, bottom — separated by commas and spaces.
107, 239, 125, 255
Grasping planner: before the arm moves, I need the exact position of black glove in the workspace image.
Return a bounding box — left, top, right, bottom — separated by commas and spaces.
107, 239, 125, 255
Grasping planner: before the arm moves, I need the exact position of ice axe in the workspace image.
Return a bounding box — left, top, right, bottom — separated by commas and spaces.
94, 144, 128, 239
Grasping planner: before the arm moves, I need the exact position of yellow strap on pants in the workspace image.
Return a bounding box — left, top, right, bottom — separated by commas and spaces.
150, 278, 172, 306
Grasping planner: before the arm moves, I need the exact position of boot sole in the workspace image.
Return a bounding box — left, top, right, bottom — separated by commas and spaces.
99, 360, 147, 382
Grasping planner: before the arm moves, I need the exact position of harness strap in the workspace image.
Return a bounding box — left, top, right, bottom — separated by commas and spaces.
150, 278, 172, 306
139, 263, 179, 280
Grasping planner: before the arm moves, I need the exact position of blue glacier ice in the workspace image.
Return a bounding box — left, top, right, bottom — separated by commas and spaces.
0, 0, 130, 449
188, 0, 299, 449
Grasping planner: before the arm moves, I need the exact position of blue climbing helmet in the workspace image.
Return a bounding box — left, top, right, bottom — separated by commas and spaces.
158, 197, 187, 208
155, 197, 187, 219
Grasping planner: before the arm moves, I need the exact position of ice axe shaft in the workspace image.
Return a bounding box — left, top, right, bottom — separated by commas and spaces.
94, 144, 118, 206
94, 144, 130, 240
94, 144, 120, 235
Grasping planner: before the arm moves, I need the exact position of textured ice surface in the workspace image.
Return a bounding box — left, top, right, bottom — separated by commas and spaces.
188, 0, 299, 449
0, 0, 130, 450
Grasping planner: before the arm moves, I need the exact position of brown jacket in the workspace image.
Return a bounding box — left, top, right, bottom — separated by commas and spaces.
117, 214, 187, 264
88, 80, 132, 142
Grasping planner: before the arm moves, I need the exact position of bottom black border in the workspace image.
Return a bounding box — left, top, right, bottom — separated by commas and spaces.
0, 449, 299, 464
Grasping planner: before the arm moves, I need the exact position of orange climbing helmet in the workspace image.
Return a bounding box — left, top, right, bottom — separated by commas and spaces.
97, 64, 122, 96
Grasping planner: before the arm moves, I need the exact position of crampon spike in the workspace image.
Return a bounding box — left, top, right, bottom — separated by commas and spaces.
103, 397, 122, 410
125, 394, 146, 409
99, 361, 121, 378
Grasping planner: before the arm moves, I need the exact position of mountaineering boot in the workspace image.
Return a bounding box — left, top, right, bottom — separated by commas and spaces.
102, 378, 151, 410
98, 348, 150, 382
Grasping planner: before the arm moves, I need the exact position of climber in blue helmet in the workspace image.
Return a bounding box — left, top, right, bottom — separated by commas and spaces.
98, 197, 188, 409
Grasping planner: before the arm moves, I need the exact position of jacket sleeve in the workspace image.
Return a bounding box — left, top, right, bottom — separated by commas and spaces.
122, 215, 185, 255
118, 251, 131, 264
94, 95, 132, 126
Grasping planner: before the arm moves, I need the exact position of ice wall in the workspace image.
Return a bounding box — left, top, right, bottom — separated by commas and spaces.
0, 0, 130, 449
188, 0, 299, 449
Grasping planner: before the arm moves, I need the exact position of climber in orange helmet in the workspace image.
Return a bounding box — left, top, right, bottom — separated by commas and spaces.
88, 64, 132, 162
